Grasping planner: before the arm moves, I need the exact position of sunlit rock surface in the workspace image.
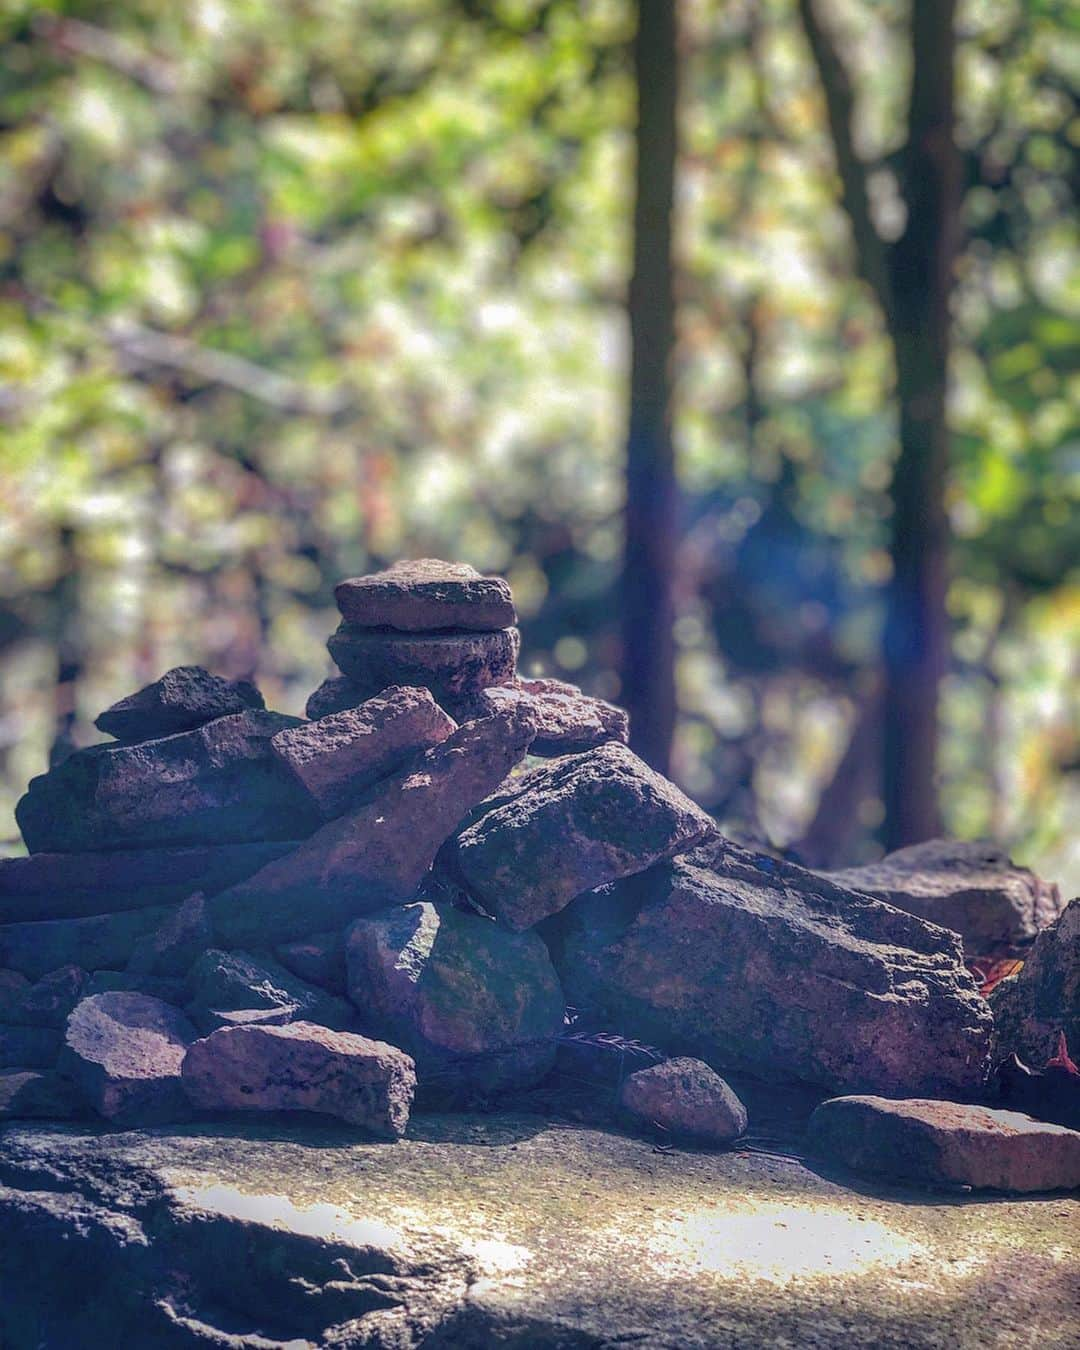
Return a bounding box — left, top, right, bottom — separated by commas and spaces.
0, 1115, 1076, 1348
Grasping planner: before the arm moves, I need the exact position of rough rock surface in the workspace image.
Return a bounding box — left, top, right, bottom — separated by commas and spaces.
0, 840, 296, 925
0, 1025, 60, 1069
807, 1095, 1080, 1192
94, 665, 264, 742
305, 671, 365, 720
455, 741, 714, 931
334, 558, 516, 632
828, 839, 1064, 949
0, 1069, 83, 1119
0, 904, 173, 980
125, 892, 212, 977
991, 897, 1079, 1067
85, 970, 187, 1005
271, 685, 456, 818
15, 710, 320, 853
0, 964, 87, 1028
275, 929, 347, 995
61, 992, 196, 1126
449, 676, 630, 755
554, 842, 993, 1098
346, 901, 564, 1100
327, 624, 520, 705
1, 1118, 1076, 1350
184, 948, 355, 1036
181, 1021, 415, 1135
208, 707, 537, 948
620, 1057, 748, 1145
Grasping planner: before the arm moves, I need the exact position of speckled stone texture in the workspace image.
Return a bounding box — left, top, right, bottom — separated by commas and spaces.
454, 741, 714, 930
554, 841, 994, 1099
327, 624, 520, 705
807, 1094, 1080, 1191
991, 897, 1079, 1066
334, 558, 516, 631
94, 665, 264, 742
181, 1021, 415, 1135
448, 676, 630, 755
184, 948, 355, 1036
619, 1057, 748, 1145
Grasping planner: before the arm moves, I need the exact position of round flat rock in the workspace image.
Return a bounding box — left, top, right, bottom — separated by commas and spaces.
326, 625, 519, 704
334, 560, 516, 632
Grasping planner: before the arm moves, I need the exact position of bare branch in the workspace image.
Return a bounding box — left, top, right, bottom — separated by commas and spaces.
796, 0, 892, 317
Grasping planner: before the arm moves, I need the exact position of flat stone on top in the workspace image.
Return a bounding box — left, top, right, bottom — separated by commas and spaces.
327, 625, 519, 705
334, 559, 516, 632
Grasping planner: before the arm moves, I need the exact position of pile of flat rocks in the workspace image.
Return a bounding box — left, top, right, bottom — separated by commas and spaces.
2, 560, 1077, 1191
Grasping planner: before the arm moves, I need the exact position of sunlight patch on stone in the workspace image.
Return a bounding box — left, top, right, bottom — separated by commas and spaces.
169, 1182, 407, 1252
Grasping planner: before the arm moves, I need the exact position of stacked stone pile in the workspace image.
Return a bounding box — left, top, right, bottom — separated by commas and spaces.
1, 559, 1077, 1190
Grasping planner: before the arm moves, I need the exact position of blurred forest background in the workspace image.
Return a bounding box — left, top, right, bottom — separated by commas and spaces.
0, 0, 1077, 887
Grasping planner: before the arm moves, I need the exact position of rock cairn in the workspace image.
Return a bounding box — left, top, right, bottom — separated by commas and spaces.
1, 559, 1077, 1189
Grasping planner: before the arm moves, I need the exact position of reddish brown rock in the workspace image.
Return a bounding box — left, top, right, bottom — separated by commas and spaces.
0, 841, 297, 925
184, 948, 355, 1035
326, 625, 519, 706
305, 673, 365, 720
346, 901, 564, 1100
991, 898, 1079, 1068
334, 559, 516, 632
807, 1095, 1080, 1192
209, 707, 537, 948
275, 930, 347, 995
1, 965, 87, 1028
126, 892, 212, 978
15, 711, 319, 854
0, 905, 174, 980
828, 840, 1064, 950
619, 1057, 747, 1145
95, 665, 264, 742
271, 686, 456, 818
60, 992, 196, 1125
454, 742, 714, 931
555, 841, 994, 1098
181, 1021, 415, 1136
449, 677, 629, 756
0, 1069, 84, 1120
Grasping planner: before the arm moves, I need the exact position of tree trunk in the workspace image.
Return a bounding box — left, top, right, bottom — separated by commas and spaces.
881, 0, 959, 849
621, 0, 680, 775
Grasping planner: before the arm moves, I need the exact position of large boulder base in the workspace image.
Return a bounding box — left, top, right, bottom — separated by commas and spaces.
271, 684, 456, 818
991, 897, 1079, 1067
0, 840, 297, 925
184, 948, 355, 1036
828, 839, 1064, 950
61, 992, 196, 1126
95, 665, 264, 742
619, 1057, 748, 1146
454, 741, 715, 931
208, 707, 537, 948
1, 1117, 1075, 1349
334, 558, 517, 632
808, 1095, 1080, 1192
554, 842, 993, 1099
327, 624, 520, 704
15, 710, 320, 854
346, 901, 565, 1100
448, 676, 630, 756
181, 1021, 415, 1136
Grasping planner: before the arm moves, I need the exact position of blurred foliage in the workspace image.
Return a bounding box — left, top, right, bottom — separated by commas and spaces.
0, 0, 1077, 887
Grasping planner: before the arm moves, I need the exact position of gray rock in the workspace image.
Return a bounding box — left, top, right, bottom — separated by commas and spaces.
305, 671, 365, 719
0, 840, 297, 924
454, 742, 714, 931
271, 685, 456, 818
449, 676, 630, 755
346, 901, 564, 1101
0, 904, 173, 980
181, 1021, 415, 1136
807, 1095, 1080, 1192
327, 624, 519, 705
184, 948, 355, 1036
61, 992, 196, 1126
334, 558, 516, 632
0, 964, 87, 1028
209, 706, 537, 949
619, 1057, 747, 1145
126, 892, 212, 977
0, 1025, 61, 1069
991, 897, 1079, 1068
828, 839, 1064, 950
95, 664, 264, 742
554, 841, 993, 1098
275, 929, 347, 995
15, 710, 320, 853
0, 1068, 84, 1120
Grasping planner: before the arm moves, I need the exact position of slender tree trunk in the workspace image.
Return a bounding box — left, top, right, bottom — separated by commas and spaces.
881, 0, 959, 849
621, 0, 680, 774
